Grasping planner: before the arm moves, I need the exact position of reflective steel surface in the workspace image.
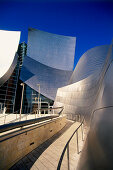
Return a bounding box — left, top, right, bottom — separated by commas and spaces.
0, 30, 20, 86
54, 43, 113, 169
27, 28, 76, 71
20, 56, 72, 100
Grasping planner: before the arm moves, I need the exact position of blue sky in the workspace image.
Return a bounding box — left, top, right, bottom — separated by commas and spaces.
0, 0, 113, 68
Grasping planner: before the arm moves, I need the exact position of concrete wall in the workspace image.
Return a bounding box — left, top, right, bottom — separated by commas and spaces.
0, 116, 66, 170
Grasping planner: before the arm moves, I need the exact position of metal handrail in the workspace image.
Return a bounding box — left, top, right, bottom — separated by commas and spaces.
57, 114, 85, 170
0, 106, 64, 133
0, 115, 59, 133
1, 106, 64, 124
0, 108, 5, 114
37, 106, 64, 112
0, 110, 19, 119
90, 105, 113, 126
0, 110, 20, 124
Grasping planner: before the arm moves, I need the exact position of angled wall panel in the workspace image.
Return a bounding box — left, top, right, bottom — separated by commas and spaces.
20, 28, 76, 100
20, 56, 72, 100
27, 28, 76, 71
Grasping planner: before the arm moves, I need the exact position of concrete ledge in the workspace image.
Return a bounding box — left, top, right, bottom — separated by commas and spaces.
0, 115, 66, 170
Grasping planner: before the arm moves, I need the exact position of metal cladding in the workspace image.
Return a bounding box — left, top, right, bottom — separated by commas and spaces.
54, 43, 113, 169
54, 45, 112, 119
27, 28, 76, 71
0, 30, 20, 86
20, 56, 72, 100
20, 28, 76, 100
69, 45, 110, 84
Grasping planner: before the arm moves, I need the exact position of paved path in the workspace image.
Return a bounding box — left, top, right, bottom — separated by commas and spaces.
10, 120, 86, 170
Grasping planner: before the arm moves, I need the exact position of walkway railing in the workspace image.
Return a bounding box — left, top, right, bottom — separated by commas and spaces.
0, 110, 20, 124
0, 107, 64, 132
0, 103, 5, 114
57, 114, 85, 170
0, 106, 64, 125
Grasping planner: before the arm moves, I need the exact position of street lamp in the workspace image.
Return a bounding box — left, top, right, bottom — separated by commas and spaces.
37, 84, 41, 110
20, 83, 25, 121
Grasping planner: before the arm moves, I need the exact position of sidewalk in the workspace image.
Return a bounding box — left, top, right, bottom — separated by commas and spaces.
10, 120, 85, 170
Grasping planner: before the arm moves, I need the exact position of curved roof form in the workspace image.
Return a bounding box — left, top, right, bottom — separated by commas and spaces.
69, 45, 110, 84
20, 56, 72, 100
27, 28, 76, 71
0, 30, 20, 86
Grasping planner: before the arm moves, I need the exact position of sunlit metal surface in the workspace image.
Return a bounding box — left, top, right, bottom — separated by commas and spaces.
54, 45, 113, 120
0, 30, 20, 86
20, 28, 76, 100
69, 45, 110, 84
27, 28, 76, 71
20, 56, 72, 100
54, 43, 113, 169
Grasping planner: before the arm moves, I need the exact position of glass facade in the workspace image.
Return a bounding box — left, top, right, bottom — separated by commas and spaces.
0, 41, 54, 114
18, 41, 27, 68
22, 84, 54, 113
0, 57, 20, 113
0, 42, 27, 113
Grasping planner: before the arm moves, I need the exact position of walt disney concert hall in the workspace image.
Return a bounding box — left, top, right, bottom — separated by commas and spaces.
0, 28, 113, 169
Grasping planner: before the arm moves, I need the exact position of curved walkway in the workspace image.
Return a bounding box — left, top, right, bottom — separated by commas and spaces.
10, 120, 85, 170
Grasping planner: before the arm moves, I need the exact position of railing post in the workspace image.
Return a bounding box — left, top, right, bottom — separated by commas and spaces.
53, 109, 54, 115
38, 109, 40, 117
75, 115, 77, 122
79, 115, 81, 122
20, 83, 25, 121
76, 130, 79, 154
35, 111, 36, 119
16, 111, 17, 121
67, 144, 70, 170
4, 115, 6, 124
81, 123, 84, 141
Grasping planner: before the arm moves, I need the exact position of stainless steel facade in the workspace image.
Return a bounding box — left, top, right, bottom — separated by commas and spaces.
20, 56, 73, 100
27, 28, 76, 71
20, 28, 76, 100
0, 30, 20, 86
69, 45, 110, 84
54, 45, 112, 119
54, 43, 113, 169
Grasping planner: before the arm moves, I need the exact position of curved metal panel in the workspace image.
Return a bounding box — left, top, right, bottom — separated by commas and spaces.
69, 45, 110, 84
77, 60, 113, 170
0, 53, 18, 87
54, 44, 113, 120
27, 28, 76, 71
20, 56, 72, 100
0, 30, 20, 86
54, 43, 113, 169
